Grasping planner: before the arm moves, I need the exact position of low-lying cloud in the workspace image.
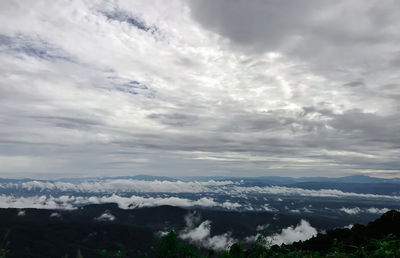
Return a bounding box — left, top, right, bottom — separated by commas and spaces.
9, 179, 234, 193
2, 179, 400, 201
95, 210, 116, 221
267, 220, 317, 246
0, 194, 241, 210
179, 212, 236, 250
340, 206, 390, 215
232, 186, 400, 200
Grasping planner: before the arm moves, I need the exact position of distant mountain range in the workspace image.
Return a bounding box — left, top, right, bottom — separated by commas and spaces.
183, 174, 400, 184
2, 174, 399, 184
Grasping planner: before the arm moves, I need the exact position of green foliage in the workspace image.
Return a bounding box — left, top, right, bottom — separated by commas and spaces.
0, 229, 9, 258
150, 229, 400, 258
220, 243, 245, 258
101, 249, 123, 258
0, 249, 7, 258
3, 210, 400, 257
151, 229, 205, 258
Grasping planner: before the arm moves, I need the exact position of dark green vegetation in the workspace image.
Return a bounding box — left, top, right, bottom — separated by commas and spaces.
0, 204, 399, 257
152, 231, 400, 257
151, 210, 400, 257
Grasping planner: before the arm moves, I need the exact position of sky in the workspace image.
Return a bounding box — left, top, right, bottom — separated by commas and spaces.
0, 0, 399, 178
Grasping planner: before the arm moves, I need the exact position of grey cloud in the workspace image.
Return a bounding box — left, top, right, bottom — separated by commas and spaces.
389, 52, 400, 67
147, 113, 199, 127
115, 81, 154, 97
188, 0, 324, 51
99, 3, 157, 34
343, 81, 365, 88
31, 116, 104, 130
188, 0, 400, 82
0, 0, 398, 178
188, 0, 399, 51
0, 34, 72, 62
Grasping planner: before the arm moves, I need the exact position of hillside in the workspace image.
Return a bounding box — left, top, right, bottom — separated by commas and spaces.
0, 205, 399, 257
154, 210, 400, 257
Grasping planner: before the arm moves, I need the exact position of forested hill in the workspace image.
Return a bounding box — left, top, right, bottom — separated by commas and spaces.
0, 207, 399, 257
155, 210, 400, 257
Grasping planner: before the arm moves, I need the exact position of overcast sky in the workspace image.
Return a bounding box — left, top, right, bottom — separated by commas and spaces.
0, 0, 399, 178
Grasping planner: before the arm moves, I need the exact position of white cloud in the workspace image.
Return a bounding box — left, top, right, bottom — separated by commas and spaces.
339, 207, 390, 215
0, 193, 243, 211
366, 207, 390, 214
340, 207, 361, 215
50, 212, 61, 218
17, 210, 25, 216
0, 195, 75, 209
180, 220, 211, 242
261, 204, 277, 212
179, 213, 236, 250
95, 210, 115, 221
343, 224, 353, 229
3, 179, 400, 202
221, 201, 242, 210
267, 220, 317, 246
231, 186, 400, 200
94, 195, 222, 209
14, 179, 234, 193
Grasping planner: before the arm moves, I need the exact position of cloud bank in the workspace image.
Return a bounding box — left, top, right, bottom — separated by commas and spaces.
0, 194, 241, 210
2, 179, 400, 200
340, 206, 390, 215
8, 179, 233, 193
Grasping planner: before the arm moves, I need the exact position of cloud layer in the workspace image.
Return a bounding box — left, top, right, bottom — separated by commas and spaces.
2, 179, 400, 200
0, 194, 242, 211
0, 0, 399, 177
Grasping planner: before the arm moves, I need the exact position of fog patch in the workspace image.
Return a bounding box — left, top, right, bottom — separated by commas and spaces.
179, 212, 236, 250
95, 210, 115, 221
366, 207, 390, 214
50, 212, 61, 218
340, 207, 361, 215
256, 224, 270, 231
344, 224, 354, 229
267, 220, 317, 246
